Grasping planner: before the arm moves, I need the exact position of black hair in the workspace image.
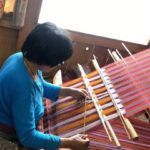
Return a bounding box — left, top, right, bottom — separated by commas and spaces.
22, 22, 73, 67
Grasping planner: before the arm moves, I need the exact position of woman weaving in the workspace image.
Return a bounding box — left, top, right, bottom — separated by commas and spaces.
0, 22, 89, 150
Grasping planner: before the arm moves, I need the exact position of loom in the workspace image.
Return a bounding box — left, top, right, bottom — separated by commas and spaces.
39, 48, 150, 149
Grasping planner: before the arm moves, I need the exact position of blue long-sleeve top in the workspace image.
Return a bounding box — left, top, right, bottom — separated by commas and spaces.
0, 52, 61, 150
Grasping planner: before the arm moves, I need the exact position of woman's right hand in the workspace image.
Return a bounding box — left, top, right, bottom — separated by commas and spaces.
59, 134, 90, 150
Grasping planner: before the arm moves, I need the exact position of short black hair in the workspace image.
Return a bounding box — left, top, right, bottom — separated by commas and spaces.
22, 22, 73, 67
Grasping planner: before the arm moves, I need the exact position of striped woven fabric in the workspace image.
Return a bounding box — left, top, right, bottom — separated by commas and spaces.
103, 48, 150, 117
87, 117, 150, 150
37, 99, 150, 150
37, 48, 150, 149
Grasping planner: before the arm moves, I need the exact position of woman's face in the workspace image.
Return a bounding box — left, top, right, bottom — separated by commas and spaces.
37, 62, 64, 73
37, 65, 52, 73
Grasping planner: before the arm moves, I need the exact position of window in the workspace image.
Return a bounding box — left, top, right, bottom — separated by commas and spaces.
39, 0, 150, 45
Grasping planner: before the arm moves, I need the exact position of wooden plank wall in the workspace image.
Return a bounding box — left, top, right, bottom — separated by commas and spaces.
0, 26, 18, 66
68, 30, 147, 67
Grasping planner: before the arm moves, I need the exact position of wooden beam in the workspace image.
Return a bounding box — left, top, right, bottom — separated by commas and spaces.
68, 30, 147, 52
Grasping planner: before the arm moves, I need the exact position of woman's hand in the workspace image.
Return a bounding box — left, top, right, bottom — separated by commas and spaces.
70, 88, 90, 100
59, 87, 90, 101
59, 134, 90, 150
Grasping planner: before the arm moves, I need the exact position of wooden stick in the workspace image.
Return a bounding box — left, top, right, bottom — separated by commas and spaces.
53, 69, 63, 85
92, 55, 129, 138
108, 49, 116, 62
78, 64, 121, 147
99, 51, 138, 140
122, 43, 150, 123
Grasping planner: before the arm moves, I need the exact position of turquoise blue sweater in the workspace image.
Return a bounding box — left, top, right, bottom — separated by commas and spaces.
0, 52, 61, 150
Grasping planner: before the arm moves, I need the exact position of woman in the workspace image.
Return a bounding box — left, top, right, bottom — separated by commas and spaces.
0, 22, 89, 150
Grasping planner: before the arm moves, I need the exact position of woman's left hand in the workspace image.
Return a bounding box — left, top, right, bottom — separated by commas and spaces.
70, 88, 90, 101
59, 87, 90, 101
